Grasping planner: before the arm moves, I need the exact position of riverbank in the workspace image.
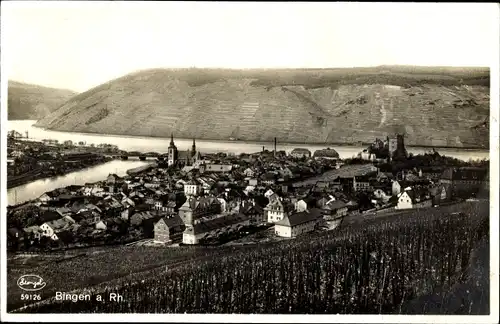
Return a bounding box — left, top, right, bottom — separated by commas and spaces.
7, 158, 112, 190
32, 123, 489, 150
7, 160, 150, 206
10, 120, 490, 161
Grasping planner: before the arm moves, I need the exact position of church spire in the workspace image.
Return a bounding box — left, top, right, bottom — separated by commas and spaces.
191, 138, 196, 157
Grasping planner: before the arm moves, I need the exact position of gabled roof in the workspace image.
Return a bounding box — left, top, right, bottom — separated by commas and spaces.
275, 209, 322, 227
313, 148, 339, 158
157, 214, 184, 228
323, 200, 347, 211
39, 211, 62, 223
291, 148, 311, 154
193, 213, 249, 235
441, 167, 489, 181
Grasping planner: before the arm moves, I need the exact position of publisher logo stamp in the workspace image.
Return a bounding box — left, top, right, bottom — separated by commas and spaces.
17, 275, 47, 292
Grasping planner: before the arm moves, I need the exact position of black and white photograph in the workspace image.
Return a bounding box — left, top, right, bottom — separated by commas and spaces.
1, 1, 498, 322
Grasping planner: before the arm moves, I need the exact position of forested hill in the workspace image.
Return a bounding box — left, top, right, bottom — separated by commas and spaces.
8, 81, 77, 120
35, 66, 490, 148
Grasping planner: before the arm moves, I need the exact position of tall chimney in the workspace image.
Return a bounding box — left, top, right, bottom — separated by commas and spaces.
274, 137, 277, 157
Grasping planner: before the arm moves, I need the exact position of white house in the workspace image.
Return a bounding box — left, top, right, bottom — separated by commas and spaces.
264, 189, 275, 199
217, 198, 228, 213
184, 179, 203, 197
243, 168, 255, 177
396, 190, 415, 210
373, 189, 391, 203
95, 220, 107, 231
274, 209, 321, 238
40, 218, 73, 238
248, 178, 258, 186
392, 181, 402, 196
265, 198, 293, 223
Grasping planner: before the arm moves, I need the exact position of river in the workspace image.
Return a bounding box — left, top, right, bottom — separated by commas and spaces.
8, 120, 491, 160
7, 160, 150, 206
6, 120, 490, 206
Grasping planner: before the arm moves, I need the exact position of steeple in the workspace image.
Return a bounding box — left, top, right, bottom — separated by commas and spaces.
169, 133, 176, 148
191, 138, 196, 156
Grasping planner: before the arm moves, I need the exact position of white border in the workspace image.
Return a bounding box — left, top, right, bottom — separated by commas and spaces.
1, 2, 499, 323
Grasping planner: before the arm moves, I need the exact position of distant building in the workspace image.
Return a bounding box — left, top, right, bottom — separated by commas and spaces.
387, 134, 407, 160
439, 167, 489, 197
199, 164, 233, 173
184, 179, 203, 197
290, 148, 312, 159
167, 135, 201, 167
274, 209, 322, 238
182, 213, 250, 245
353, 175, 371, 192
265, 198, 294, 223
178, 196, 221, 227
313, 148, 340, 160
154, 214, 185, 244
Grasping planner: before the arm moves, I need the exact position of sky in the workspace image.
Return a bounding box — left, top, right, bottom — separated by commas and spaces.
2, 2, 498, 92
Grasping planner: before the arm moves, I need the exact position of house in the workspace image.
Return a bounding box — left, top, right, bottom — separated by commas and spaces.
264, 189, 275, 199
55, 207, 74, 218
38, 191, 59, 203
294, 197, 316, 212
261, 172, 277, 186
240, 200, 265, 225
23, 226, 42, 240
106, 174, 123, 185
391, 180, 410, 196
396, 190, 415, 210
439, 167, 489, 197
313, 148, 339, 160
95, 220, 107, 231
322, 200, 348, 219
243, 168, 256, 178
38, 210, 63, 224
248, 178, 258, 186
373, 188, 391, 203
182, 213, 250, 245
130, 211, 158, 227
178, 196, 221, 226
200, 164, 233, 174
264, 198, 294, 223
7, 228, 24, 248
154, 197, 177, 214
184, 179, 203, 197
153, 214, 185, 244
430, 185, 448, 206
353, 175, 371, 192
49, 230, 74, 245
217, 197, 228, 213
40, 218, 74, 238
290, 148, 312, 159
274, 209, 322, 238
121, 206, 134, 221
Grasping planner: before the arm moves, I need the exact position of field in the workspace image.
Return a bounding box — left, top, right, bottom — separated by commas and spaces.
34, 66, 490, 148
9, 200, 489, 314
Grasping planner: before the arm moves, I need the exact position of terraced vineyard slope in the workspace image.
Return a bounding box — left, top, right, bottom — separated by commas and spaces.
35, 67, 490, 148
8, 81, 77, 120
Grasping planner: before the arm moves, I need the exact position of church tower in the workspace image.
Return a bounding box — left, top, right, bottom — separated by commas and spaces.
168, 134, 178, 167
191, 138, 196, 157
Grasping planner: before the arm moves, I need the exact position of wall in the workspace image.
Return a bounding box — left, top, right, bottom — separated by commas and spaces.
275, 224, 291, 238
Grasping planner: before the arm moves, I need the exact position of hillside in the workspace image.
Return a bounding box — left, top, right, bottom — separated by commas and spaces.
35, 67, 490, 148
8, 81, 77, 120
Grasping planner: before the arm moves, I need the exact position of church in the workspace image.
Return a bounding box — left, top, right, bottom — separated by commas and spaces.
167, 134, 201, 167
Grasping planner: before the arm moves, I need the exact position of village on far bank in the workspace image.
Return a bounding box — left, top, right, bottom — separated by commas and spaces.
6, 133, 490, 252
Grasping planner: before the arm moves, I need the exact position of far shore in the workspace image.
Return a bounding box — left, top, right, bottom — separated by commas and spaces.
28, 122, 489, 151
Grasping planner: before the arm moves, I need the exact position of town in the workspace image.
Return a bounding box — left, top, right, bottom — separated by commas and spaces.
6, 133, 490, 251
